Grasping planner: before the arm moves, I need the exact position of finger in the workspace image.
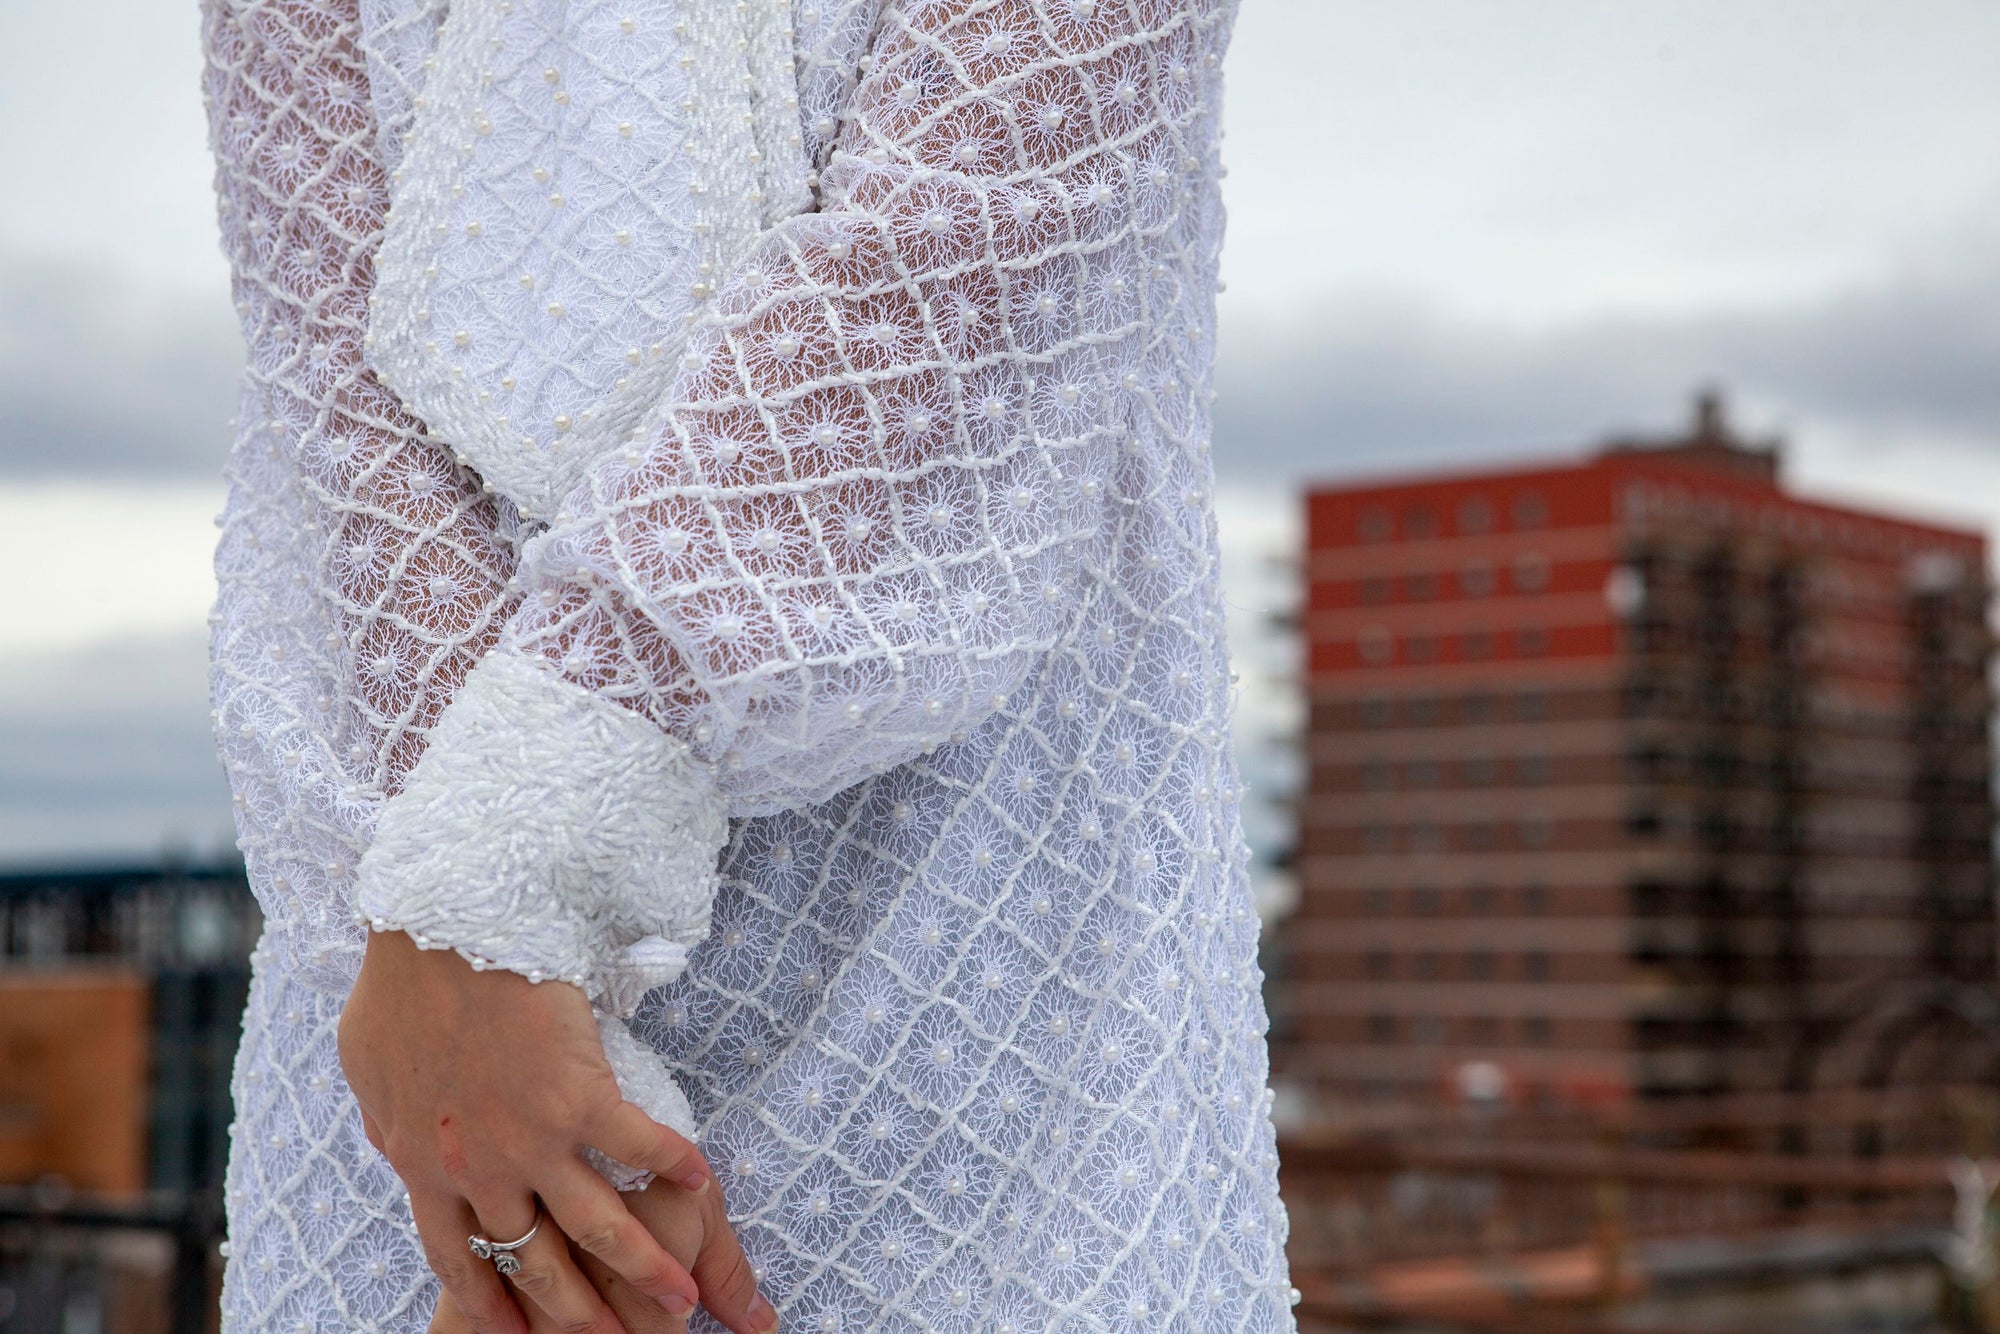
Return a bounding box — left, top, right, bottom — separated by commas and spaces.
524, 1251, 662, 1334
585, 1103, 712, 1194
620, 1180, 706, 1271
572, 1238, 689, 1334
539, 1165, 698, 1318
408, 1189, 527, 1334
687, 1189, 778, 1334
467, 1192, 627, 1334
582, 1185, 708, 1334
429, 1290, 477, 1334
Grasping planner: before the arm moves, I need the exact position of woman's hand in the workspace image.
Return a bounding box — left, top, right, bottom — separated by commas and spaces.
337, 928, 776, 1334
429, 1167, 771, 1334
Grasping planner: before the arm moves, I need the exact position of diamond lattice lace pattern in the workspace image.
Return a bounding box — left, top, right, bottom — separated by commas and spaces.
203, 0, 1294, 1328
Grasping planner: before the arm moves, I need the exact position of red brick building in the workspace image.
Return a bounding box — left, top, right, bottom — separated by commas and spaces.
1278, 395, 1997, 1111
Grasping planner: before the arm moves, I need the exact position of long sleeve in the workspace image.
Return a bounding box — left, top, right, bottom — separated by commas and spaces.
354, 0, 1229, 1012
204, 0, 522, 991
211, 0, 1296, 1316
506, 0, 1213, 810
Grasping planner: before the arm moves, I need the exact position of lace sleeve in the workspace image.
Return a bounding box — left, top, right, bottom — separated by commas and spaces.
354, 0, 1228, 1006
514, 0, 1215, 807
204, 0, 520, 979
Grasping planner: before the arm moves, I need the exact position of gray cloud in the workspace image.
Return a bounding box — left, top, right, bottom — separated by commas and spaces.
1214, 251, 2000, 484
5, 239, 1998, 492
4, 245, 1997, 866
0, 254, 241, 477
0, 629, 235, 863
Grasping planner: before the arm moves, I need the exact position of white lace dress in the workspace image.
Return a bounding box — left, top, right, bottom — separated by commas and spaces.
202, 0, 1293, 1327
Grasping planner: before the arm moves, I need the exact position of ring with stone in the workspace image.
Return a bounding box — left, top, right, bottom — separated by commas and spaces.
467, 1214, 541, 1276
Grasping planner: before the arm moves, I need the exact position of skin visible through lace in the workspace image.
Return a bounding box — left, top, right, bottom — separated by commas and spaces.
206, 0, 516, 795
207, 1, 1297, 1329
501, 0, 1231, 819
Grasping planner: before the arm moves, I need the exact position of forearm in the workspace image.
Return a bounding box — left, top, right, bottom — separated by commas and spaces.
487, 0, 1180, 805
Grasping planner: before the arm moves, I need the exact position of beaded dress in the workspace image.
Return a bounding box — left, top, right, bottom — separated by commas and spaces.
202, 0, 1294, 1328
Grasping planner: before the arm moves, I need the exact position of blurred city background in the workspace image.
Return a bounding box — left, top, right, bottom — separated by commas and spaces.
4, 2, 2000, 1331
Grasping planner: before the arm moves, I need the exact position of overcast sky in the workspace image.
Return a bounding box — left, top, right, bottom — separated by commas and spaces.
1, 0, 1998, 860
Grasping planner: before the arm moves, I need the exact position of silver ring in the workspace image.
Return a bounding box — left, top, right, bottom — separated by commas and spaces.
468, 1215, 541, 1276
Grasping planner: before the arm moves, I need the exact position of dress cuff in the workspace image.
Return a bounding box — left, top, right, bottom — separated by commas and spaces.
351, 646, 729, 1018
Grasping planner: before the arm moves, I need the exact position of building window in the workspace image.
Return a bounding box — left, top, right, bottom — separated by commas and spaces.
1407, 696, 1440, 725
1463, 755, 1498, 786
1524, 950, 1551, 981
1517, 687, 1550, 721
1626, 806, 1663, 838
1518, 753, 1552, 785
1522, 1014, 1552, 1045
1520, 814, 1555, 848
1412, 886, 1442, 916
1406, 571, 1438, 600
1364, 886, 1392, 915
1468, 950, 1496, 980
1463, 820, 1496, 852
1406, 633, 1438, 663
1360, 574, 1391, 604
1414, 952, 1441, 980
1463, 630, 1494, 659
1461, 561, 1496, 596
1363, 823, 1393, 853
1458, 496, 1494, 533
1406, 758, 1440, 789
1522, 884, 1550, 915
1362, 758, 1393, 791
1358, 506, 1392, 542
1366, 950, 1393, 979
1624, 679, 1663, 716
1360, 695, 1392, 727
1516, 625, 1549, 656
1367, 1013, 1398, 1044
1463, 691, 1495, 723
1513, 552, 1551, 592
1512, 491, 1550, 529
1411, 1016, 1445, 1046
1467, 884, 1497, 914
1403, 505, 1439, 539
1411, 823, 1444, 853
1628, 878, 1669, 917
1467, 1014, 1499, 1042
1358, 625, 1393, 664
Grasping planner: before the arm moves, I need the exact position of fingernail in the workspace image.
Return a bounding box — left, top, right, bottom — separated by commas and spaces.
749, 1294, 779, 1333
677, 1168, 710, 1194
661, 1293, 694, 1317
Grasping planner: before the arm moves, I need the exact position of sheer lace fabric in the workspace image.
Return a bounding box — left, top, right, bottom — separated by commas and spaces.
364, 0, 817, 518
204, 0, 521, 995
500, 0, 1245, 817
204, 0, 1294, 1329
